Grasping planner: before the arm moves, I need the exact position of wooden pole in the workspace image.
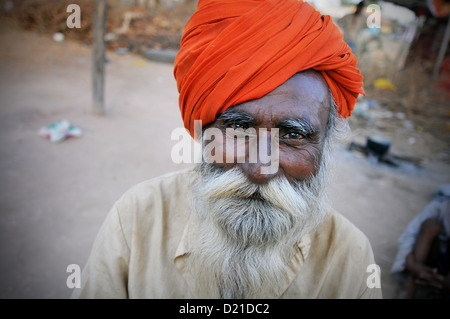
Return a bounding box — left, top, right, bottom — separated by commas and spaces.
432, 17, 450, 83
92, 0, 107, 115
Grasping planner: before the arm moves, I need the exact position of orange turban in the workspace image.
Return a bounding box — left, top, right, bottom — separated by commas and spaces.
174, 0, 364, 137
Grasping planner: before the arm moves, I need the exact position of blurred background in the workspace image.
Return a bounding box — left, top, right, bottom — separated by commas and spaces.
0, 0, 448, 299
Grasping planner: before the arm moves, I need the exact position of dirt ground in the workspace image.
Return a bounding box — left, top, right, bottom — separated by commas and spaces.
0, 17, 449, 299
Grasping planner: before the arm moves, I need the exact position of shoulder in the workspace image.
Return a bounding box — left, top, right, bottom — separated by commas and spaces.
110, 167, 197, 243
307, 208, 381, 298
119, 167, 196, 199
313, 209, 375, 275
315, 207, 372, 249
113, 167, 196, 214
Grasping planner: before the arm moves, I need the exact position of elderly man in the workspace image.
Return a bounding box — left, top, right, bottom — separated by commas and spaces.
73, 0, 382, 299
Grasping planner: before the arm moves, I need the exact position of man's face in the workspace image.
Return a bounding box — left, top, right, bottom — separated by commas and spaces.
188, 70, 334, 298
205, 69, 331, 184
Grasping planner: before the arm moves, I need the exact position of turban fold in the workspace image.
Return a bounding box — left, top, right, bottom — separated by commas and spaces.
174, 0, 364, 137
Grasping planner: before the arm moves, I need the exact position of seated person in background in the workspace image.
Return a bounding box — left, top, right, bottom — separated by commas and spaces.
391, 185, 450, 298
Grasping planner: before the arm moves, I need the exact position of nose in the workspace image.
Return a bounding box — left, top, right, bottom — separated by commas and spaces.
239, 130, 280, 184
240, 161, 279, 184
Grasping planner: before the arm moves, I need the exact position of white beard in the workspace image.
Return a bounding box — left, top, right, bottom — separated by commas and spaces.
186, 145, 331, 299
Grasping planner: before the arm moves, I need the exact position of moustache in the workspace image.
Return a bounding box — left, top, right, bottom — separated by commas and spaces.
197, 164, 316, 217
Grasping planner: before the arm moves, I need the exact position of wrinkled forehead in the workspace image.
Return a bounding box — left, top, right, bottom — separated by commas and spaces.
269, 70, 330, 107
218, 70, 331, 129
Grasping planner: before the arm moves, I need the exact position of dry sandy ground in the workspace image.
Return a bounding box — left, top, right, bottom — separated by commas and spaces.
0, 23, 449, 299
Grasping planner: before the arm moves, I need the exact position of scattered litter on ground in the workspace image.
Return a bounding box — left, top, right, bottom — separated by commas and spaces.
374, 78, 397, 91
115, 47, 130, 55
2, 0, 448, 161
348, 135, 424, 169
38, 120, 82, 143
131, 59, 148, 67
435, 184, 450, 197
52, 32, 64, 43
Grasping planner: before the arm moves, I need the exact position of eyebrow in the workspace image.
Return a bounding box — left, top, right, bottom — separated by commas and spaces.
216, 109, 318, 137
277, 118, 318, 137
216, 110, 255, 126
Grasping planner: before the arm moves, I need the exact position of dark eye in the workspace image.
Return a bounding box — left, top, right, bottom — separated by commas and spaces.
228, 122, 247, 130
282, 132, 303, 139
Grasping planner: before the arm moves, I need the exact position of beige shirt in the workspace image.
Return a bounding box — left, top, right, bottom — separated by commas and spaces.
72, 168, 382, 299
